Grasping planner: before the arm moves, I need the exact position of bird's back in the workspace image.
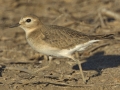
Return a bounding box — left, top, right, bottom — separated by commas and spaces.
42, 25, 114, 49
27, 24, 114, 49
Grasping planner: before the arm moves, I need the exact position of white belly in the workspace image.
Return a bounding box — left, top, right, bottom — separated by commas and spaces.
27, 39, 63, 57
28, 40, 100, 58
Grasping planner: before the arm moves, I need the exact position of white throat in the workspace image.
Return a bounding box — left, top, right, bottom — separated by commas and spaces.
20, 26, 37, 36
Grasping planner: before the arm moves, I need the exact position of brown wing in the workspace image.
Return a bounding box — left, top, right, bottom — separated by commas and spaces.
43, 25, 91, 49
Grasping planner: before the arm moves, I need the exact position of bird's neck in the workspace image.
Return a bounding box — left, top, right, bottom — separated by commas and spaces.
25, 27, 38, 36
26, 25, 45, 41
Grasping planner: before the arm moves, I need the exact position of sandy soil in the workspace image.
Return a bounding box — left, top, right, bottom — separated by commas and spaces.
0, 0, 120, 90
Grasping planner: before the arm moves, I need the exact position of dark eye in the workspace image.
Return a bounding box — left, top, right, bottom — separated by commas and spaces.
26, 19, 31, 23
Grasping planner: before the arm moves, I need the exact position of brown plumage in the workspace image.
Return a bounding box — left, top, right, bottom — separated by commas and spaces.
28, 23, 114, 49
10, 14, 114, 83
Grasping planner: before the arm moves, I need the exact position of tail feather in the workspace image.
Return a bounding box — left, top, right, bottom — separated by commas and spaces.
101, 34, 114, 39
89, 34, 115, 40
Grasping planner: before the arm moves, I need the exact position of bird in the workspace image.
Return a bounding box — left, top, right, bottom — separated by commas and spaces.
10, 14, 114, 83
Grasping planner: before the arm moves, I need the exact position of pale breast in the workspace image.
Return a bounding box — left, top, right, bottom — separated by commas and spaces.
26, 37, 65, 57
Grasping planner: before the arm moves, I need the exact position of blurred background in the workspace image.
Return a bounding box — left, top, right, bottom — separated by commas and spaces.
0, 0, 120, 90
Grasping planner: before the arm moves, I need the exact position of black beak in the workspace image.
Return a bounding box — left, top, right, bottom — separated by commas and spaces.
9, 23, 20, 28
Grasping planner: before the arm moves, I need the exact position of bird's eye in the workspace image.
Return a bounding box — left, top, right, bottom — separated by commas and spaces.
26, 19, 31, 23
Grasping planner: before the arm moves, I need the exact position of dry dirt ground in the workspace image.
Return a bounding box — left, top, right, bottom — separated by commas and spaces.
0, 0, 120, 90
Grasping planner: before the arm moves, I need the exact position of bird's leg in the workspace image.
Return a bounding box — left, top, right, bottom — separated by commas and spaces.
48, 56, 53, 63
71, 52, 86, 83
76, 58, 86, 83
34, 56, 52, 73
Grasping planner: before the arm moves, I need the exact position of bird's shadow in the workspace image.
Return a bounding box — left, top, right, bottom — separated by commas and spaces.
73, 51, 120, 76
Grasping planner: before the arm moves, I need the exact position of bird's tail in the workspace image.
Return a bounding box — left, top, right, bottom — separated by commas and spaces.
89, 34, 115, 40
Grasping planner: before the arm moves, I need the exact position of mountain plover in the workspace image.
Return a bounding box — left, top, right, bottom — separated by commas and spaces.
10, 14, 114, 83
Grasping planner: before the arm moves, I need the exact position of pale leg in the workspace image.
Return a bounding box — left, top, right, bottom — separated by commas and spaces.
70, 53, 86, 83
35, 56, 52, 73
